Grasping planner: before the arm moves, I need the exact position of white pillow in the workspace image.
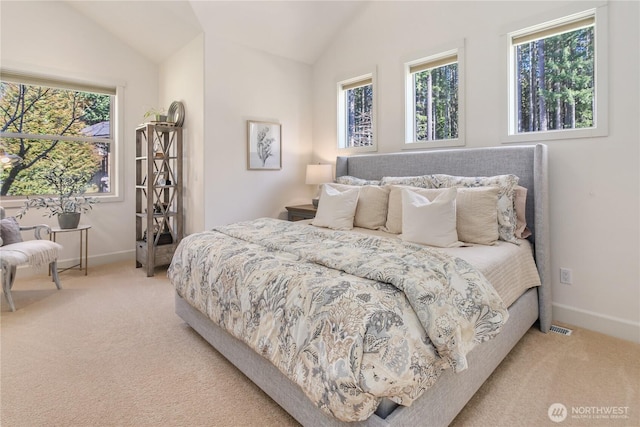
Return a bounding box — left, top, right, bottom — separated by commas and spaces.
387, 185, 499, 245
400, 187, 461, 248
326, 183, 389, 230
311, 185, 359, 230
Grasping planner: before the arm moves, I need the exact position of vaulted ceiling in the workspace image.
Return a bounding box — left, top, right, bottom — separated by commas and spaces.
66, 0, 368, 65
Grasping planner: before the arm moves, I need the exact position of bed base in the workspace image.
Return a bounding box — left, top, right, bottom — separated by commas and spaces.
176, 287, 538, 427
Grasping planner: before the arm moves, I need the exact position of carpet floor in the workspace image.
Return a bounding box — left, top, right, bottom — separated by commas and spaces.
1, 261, 638, 426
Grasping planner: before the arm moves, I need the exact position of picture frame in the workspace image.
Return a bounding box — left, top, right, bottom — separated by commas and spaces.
247, 120, 282, 170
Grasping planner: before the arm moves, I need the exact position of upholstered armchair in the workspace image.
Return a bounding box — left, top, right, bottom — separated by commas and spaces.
0, 207, 62, 311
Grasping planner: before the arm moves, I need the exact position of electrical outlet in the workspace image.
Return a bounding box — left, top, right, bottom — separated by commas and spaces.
560, 268, 573, 284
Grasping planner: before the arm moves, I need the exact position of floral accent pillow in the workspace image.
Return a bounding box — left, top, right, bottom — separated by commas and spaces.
380, 175, 435, 188
429, 174, 520, 244
334, 175, 380, 186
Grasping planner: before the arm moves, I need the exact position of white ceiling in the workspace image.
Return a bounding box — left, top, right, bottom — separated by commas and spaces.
66, 0, 368, 65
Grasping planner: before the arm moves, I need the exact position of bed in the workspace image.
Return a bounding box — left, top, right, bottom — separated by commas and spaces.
170, 143, 550, 426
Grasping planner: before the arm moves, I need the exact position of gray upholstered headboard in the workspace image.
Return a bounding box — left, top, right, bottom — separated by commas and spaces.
335, 144, 551, 331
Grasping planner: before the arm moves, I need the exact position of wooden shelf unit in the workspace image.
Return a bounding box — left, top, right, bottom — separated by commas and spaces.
135, 123, 183, 276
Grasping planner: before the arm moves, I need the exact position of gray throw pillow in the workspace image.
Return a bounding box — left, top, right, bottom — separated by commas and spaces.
0, 217, 23, 246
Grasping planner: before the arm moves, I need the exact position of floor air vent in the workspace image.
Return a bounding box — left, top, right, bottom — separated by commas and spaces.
550, 325, 573, 336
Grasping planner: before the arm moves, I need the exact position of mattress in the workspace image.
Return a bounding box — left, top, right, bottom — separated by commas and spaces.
298, 220, 541, 308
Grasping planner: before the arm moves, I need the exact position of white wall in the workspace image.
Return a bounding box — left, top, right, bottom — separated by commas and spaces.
159, 34, 206, 235
193, 2, 314, 228
311, 1, 640, 342
1, 1, 314, 267
1, 1, 158, 268
3, 1, 636, 343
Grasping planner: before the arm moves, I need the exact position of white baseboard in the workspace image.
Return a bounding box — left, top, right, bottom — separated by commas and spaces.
11, 250, 135, 278
59, 249, 134, 269
552, 302, 640, 344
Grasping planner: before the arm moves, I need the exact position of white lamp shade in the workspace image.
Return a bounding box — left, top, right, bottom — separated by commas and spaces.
305, 164, 333, 185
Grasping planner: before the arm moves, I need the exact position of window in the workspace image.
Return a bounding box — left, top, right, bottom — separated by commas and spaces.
404, 41, 465, 149
337, 72, 376, 151
0, 72, 116, 198
505, 5, 608, 142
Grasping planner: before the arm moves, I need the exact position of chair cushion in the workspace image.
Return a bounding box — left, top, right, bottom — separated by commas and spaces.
1, 217, 23, 246
0, 240, 62, 266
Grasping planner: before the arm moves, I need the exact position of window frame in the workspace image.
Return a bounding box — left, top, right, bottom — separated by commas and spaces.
0, 69, 124, 207
336, 69, 377, 153
501, 2, 608, 143
404, 39, 466, 150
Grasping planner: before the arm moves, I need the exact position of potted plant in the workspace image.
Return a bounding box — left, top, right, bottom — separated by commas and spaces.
144, 107, 168, 122
17, 161, 99, 229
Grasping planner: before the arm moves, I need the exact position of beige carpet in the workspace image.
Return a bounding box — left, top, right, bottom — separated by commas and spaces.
1, 261, 638, 427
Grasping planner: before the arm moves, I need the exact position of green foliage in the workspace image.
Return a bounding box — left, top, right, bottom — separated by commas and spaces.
16, 157, 99, 218
17, 194, 98, 218
516, 26, 594, 132
2, 139, 100, 195
81, 93, 111, 126
144, 107, 167, 120
0, 82, 110, 196
414, 63, 458, 141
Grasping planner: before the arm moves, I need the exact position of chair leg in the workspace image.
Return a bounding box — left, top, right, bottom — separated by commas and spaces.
50, 261, 62, 290
1, 262, 62, 311
2, 264, 16, 312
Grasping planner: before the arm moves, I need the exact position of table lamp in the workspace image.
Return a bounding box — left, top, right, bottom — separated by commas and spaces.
305, 164, 333, 208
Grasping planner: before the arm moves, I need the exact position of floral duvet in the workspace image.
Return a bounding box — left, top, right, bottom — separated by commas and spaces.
168, 218, 508, 422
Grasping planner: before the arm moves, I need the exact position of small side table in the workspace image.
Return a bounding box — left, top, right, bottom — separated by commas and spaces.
49, 225, 91, 275
285, 204, 317, 221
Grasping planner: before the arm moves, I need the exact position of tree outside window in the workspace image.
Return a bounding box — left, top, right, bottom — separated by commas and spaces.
0, 79, 113, 197
513, 19, 595, 134
345, 83, 373, 147
412, 61, 458, 142
405, 43, 465, 149
337, 74, 376, 151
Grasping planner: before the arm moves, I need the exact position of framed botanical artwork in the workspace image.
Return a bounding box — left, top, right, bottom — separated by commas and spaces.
247, 120, 282, 170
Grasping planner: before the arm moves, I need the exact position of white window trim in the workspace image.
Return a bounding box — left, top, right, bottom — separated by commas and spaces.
336, 68, 377, 153
501, 2, 608, 144
403, 39, 466, 150
0, 65, 125, 207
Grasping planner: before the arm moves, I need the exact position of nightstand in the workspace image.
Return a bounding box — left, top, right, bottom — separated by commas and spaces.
285, 204, 317, 221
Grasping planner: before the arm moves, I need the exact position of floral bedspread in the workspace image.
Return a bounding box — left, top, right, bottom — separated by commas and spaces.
168, 218, 508, 422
